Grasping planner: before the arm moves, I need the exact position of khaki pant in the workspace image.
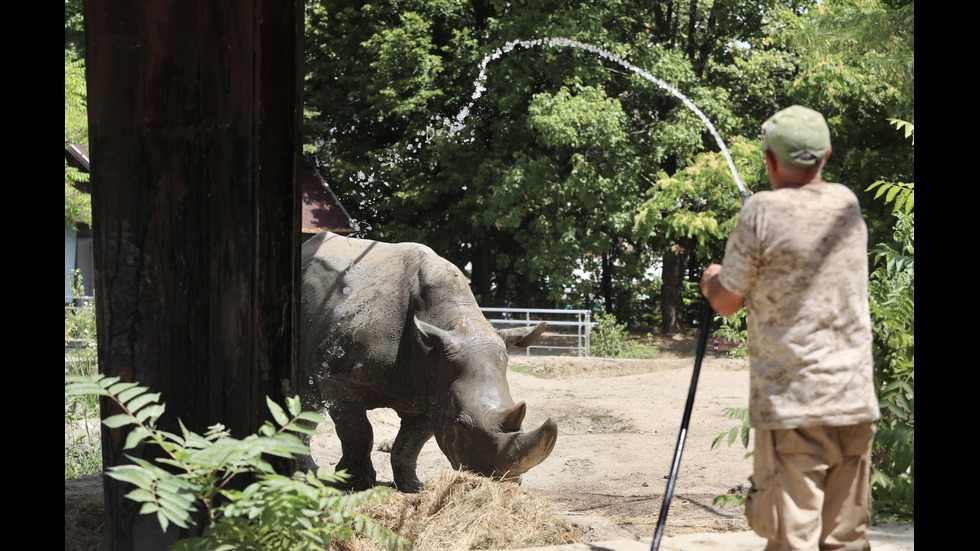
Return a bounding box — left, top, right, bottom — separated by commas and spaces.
746, 422, 876, 551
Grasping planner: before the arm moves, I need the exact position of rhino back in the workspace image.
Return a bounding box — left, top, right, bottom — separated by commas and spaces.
301, 232, 466, 407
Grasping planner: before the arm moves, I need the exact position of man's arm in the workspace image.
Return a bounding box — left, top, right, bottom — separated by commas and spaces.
700, 264, 745, 316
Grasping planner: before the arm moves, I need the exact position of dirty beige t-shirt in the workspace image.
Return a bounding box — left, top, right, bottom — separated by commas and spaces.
719, 182, 880, 430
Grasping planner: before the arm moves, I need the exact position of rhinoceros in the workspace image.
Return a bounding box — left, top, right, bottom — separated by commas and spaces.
300, 231, 558, 492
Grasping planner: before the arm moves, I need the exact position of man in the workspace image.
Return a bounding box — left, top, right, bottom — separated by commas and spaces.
700, 105, 880, 551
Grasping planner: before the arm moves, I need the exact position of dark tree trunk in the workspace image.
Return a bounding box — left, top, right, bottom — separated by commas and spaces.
601, 251, 614, 316
83, 1, 304, 549
660, 237, 693, 334
471, 240, 492, 304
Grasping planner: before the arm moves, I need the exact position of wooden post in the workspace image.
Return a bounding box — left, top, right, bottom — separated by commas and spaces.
82, 1, 304, 548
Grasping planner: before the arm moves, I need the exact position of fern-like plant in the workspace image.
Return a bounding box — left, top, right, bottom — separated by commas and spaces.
65, 375, 409, 550
709, 407, 751, 507
864, 118, 914, 523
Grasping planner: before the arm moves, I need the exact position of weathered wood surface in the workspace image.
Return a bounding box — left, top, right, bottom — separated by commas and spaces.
83, 1, 304, 548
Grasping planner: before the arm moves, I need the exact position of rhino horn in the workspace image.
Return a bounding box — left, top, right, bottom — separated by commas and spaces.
495, 417, 558, 478
491, 401, 527, 433
498, 322, 547, 348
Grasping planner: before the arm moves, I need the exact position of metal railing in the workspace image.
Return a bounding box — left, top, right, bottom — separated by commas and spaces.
480, 307, 593, 357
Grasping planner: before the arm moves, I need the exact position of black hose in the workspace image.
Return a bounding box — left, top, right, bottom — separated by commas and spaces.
650, 302, 715, 551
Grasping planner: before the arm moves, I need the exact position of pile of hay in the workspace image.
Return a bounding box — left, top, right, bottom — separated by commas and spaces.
338, 470, 582, 550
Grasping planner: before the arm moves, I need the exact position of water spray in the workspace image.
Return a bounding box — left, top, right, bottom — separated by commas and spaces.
342, 37, 750, 233
461, 40, 754, 549
460, 38, 749, 200
457, 37, 757, 551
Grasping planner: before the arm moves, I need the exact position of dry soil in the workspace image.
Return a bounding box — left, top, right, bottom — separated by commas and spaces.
309, 334, 755, 543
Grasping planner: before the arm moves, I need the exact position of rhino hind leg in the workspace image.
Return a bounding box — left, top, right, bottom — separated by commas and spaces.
329, 399, 378, 491
390, 413, 434, 493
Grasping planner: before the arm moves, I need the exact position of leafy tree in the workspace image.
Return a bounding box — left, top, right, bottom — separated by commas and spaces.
65, 55, 90, 227
865, 120, 913, 522
304, 1, 791, 320
66, 0, 90, 227
65, 0, 85, 58
778, 0, 914, 213
634, 137, 765, 332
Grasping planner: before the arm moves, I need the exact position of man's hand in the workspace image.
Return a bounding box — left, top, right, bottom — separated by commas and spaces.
700, 264, 745, 316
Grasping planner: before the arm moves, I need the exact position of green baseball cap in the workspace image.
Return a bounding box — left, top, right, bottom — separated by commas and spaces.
761, 105, 830, 167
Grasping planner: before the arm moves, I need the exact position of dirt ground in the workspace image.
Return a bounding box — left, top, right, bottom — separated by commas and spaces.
309, 334, 755, 543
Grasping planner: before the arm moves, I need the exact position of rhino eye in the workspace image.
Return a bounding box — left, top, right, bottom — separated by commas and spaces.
456, 413, 475, 429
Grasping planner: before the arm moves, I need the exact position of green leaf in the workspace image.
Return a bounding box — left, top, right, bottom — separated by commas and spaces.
107, 464, 158, 487
296, 411, 325, 424
106, 381, 140, 396
103, 413, 134, 429
266, 397, 290, 428
124, 426, 152, 450
135, 404, 167, 424
117, 385, 149, 405
126, 392, 162, 416
286, 395, 303, 417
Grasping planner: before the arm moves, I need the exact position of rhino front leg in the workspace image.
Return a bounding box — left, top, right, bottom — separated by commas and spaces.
391, 413, 434, 493
328, 398, 377, 491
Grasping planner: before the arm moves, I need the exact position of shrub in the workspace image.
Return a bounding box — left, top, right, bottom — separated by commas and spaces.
865, 120, 913, 523
712, 309, 748, 359
65, 273, 102, 478
588, 312, 659, 359
65, 375, 409, 550
710, 407, 751, 507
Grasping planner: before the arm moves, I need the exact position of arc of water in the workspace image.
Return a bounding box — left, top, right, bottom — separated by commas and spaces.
457, 38, 748, 201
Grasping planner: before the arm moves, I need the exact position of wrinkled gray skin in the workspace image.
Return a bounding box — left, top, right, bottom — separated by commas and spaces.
300, 231, 558, 493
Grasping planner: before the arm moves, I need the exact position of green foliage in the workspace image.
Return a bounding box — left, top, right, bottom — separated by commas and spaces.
635, 137, 765, 249
778, 0, 914, 198
65, 375, 409, 550
65, 0, 86, 58
635, 137, 765, 331
787, 0, 914, 118
65, 169, 91, 227
865, 119, 914, 522
528, 85, 627, 149
588, 312, 658, 359
867, 181, 914, 216
65, 54, 91, 227
710, 407, 751, 507
303, 0, 797, 319
65, 272, 101, 478
711, 308, 748, 359
866, 120, 915, 216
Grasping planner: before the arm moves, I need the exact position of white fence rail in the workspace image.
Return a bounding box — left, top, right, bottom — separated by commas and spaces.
62, 299, 595, 356
480, 307, 593, 357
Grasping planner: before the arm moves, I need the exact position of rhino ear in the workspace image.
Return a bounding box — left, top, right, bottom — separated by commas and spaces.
415, 317, 460, 352
498, 322, 547, 348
